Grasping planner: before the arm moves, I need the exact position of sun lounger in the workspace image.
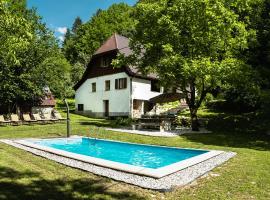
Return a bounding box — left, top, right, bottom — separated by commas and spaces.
10, 114, 22, 125
0, 115, 11, 126
33, 113, 48, 124
44, 113, 58, 123
22, 114, 37, 124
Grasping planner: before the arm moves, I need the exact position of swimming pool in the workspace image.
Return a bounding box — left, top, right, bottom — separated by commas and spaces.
16, 137, 223, 178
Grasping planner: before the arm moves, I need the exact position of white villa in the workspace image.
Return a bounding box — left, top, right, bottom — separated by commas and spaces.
74, 33, 164, 118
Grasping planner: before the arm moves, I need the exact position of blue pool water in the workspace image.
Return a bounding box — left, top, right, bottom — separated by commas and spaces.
31, 138, 208, 169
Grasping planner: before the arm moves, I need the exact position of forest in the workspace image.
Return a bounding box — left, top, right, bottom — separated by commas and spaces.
0, 0, 270, 122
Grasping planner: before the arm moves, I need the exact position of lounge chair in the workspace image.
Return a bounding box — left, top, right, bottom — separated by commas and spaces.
0, 115, 11, 126
10, 114, 22, 125
54, 112, 66, 122
33, 113, 48, 124
22, 114, 37, 124
44, 113, 58, 123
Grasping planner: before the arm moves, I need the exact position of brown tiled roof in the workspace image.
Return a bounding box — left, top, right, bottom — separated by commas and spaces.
40, 94, 56, 106
94, 33, 130, 55
95, 33, 157, 79
41, 99, 56, 106
74, 33, 158, 90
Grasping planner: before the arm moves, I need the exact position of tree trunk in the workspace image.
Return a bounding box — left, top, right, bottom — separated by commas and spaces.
190, 108, 199, 131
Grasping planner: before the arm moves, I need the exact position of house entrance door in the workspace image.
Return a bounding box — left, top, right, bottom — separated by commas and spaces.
104, 100, 109, 117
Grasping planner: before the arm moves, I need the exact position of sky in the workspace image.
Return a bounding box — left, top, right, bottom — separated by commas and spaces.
27, 0, 137, 42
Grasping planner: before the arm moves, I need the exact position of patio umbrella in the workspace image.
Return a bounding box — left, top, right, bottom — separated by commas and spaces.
149, 93, 185, 104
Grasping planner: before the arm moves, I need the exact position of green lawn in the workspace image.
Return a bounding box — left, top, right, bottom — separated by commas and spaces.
0, 113, 269, 200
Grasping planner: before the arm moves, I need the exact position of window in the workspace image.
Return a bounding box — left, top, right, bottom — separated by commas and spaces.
92, 82, 96, 92
101, 56, 111, 67
115, 78, 127, 90
105, 80, 110, 91
151, 80, 160, 92
78, 104, 84, 111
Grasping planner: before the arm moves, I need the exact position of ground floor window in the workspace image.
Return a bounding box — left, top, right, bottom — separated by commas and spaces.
78, 104, 84, 111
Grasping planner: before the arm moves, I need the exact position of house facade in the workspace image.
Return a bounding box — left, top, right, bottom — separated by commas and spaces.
74, 34, 163, 118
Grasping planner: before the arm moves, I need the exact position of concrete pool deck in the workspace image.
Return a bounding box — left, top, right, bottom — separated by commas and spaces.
0, 138, 236, 191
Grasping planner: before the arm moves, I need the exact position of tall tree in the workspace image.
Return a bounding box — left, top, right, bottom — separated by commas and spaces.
0, 0, 72, 112
121, 0, 256, 130
247, 0, 270, 87
0, 0, 33, 109
63, 28, 72, 46
72, 17, 82, 33
63, 3, 135, 66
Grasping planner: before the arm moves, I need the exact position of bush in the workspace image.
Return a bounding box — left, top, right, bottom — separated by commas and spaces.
223, 87, 261, 112
56, 99, 75, 111
114, 117, 133, 126
175, 116, 191, 127
206, 87, 261, 113
206, 99, 228, 110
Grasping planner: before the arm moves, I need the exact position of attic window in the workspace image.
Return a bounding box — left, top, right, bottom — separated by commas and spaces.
101, 56, 111, 67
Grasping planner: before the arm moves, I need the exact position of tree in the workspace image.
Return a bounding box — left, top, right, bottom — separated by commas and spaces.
0, 0, 32, 66
122, 0, 256, 130
0, 0, 72, 112
0, 0, 33, 109
70, 62, 85, 87
246, 0, 270, 87
63, 28, 72, 46
72, 17, 83, 33
63, 3, 135, 66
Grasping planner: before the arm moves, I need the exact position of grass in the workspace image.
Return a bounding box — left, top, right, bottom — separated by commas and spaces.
0, 110, 270, 199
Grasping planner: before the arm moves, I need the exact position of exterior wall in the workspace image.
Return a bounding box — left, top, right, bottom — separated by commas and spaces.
131, 78, 162, 101
75, 75, 163, 118
131, 78, 163, 118
75, 72, 131, 117
32, 106, 54, 115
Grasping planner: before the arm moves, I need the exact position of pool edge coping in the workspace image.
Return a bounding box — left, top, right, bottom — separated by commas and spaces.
0, 138, 237, 191
13, 136, 223, 178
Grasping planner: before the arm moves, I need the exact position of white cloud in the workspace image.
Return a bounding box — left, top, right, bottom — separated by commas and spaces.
58, 35, 65, 42
56, 27, 67, 34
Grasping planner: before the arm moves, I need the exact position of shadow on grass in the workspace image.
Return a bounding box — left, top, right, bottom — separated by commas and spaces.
79, 121, 116, 128
0, 166, 145, 200
181, 132, 270, 151
184, 104, 270, 151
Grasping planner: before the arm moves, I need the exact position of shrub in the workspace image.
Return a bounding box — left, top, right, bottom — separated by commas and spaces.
114, 117, 133, 126
223, 87, 261, 112
56, 99, 75, 111
175, 116, 191, 127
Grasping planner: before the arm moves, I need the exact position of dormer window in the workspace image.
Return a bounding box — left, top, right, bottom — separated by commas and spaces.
101, 56, 111, 68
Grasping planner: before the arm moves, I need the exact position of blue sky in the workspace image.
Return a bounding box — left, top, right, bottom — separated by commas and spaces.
27, 0, 137, 42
